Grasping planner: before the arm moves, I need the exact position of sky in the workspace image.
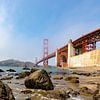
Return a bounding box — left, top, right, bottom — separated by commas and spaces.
0, 0, 100, 65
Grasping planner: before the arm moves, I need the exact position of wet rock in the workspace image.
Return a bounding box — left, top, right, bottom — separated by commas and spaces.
21, 90, 32, 94
67, 88, 73, 94
0, 69, 4, 72
70, 79, 79, 83
64, 76, 79, 81
23, 67, 30, 70
30, 68, 38, 73
25, 69, 54, 90
92, 83, 100, 100
93, 94, 100, 100
0, 76, 13, 80
46, 90, 70, 100
79, 86, 93, 95
64, 76, 79, 83
7, 81, 11, 84
71, 91, 80, 97
6, 69, 16, 72
0, 80, 15, 100
87, 81, 96, 84
72, 71, 91, 76
16, 71, 30, 79
53, 75, 63, 80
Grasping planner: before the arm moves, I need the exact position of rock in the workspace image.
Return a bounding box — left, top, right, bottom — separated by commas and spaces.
64, 76, 79, 83
0, 69, 4, 72
93, 94, 100, 100
25, 69, 54, 90
23, 67, 30, 70
71, 91, 80, 97
6, 69, 16, 72
64, 76, 79, 81
16, 71, 30, 79
7, 81, 11, 84
79, 86, 93, 95
67, 88, 73, 94
21, 90, 32, 94
46, 90, 70, 100
30, 68, 38, 73
53, 75, 63, 80
0, 76, 13, 80
0, 80, 15, 100
72, 71, 91, 76
70, 79, 79, 83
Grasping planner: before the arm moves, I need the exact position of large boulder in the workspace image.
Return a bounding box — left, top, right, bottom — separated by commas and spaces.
25, 69, 54, 90
0, 80, 15, 100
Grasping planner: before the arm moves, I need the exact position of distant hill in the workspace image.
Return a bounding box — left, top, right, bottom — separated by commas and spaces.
0, 59, 34, 67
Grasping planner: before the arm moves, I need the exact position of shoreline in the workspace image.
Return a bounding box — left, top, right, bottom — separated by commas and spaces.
0, 66, 100, 100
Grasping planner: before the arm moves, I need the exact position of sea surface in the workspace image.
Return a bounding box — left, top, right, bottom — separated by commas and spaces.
0, 66, 70, 74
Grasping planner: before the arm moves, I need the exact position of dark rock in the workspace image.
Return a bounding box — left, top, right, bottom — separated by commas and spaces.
47, 90, 70, 100
23, 67, 30, 70
93, 94, 100, 100
0, 76, 13, 80
30, 68, 38, 73
72, 71, 91, 76
67, 88, 73, 94
6, 69, 16, 72
70, 79, 79, 83
7, 81, 11, 84
64, 76, 79, 81
64, 76, 79, 83
79, 86, 93, 95
0, 80, 15, 100
0, 69, 4, 72
71, 91, 80, 97
16, 71, 30, 79
21, 90, 32, 94
25, 69, 54, 90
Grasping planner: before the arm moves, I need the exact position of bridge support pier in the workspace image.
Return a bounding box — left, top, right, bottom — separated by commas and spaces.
82, 41, 87, 53
55, 49, 60, 66
68, 39, 75, 67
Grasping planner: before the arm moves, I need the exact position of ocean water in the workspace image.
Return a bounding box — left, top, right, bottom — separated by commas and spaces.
0, 66, 24, 73
0, 66, 70, 74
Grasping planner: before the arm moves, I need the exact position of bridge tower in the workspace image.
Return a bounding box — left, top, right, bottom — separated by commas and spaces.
43, 39, 48, 67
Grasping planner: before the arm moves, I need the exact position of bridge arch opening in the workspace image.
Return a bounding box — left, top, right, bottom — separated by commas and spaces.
59, 55, 67, 67
96, 41, 100, 49
61, 55, 67, 63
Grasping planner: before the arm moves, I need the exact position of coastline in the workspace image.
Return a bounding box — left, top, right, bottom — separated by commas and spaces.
0, 66, 100, 100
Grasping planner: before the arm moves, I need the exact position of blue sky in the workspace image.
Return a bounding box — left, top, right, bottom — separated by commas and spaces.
0, 0, 100, 64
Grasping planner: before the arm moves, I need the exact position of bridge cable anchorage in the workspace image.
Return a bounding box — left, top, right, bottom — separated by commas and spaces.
43, 39, 48, 67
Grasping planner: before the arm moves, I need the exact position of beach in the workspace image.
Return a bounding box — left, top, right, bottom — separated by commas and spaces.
0, 66, 100, 100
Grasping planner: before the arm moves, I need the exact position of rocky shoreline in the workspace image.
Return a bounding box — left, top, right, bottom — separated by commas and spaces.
0, 67, 100, 100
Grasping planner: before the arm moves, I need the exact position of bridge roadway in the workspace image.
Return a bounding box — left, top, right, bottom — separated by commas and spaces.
36, 28, 100, 65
